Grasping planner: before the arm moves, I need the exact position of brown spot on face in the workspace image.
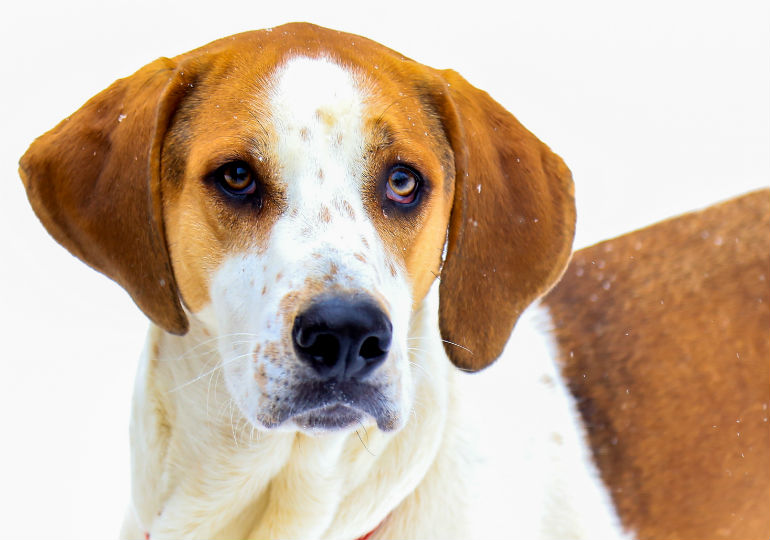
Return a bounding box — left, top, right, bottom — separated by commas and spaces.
263, 342, 282, 363
254, 363, 268, 387
336, 200, 355, 219
315, 108, 336, 128
262, 285, 267, 296
275, 272, 283, 282
354, 253, 367, 264
320, 206, 331, 223
388, 261, 398, 278
300, 127, 310, 141
361, 236, 369, 249
318, 169, 325, 181
335, 133, 344, 146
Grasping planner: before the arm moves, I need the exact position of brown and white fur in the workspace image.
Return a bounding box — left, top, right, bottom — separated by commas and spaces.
17, 22, 678, 540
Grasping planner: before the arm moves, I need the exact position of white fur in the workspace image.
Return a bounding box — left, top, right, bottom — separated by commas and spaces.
466, 303, 632, 539
119, 56, 632, 539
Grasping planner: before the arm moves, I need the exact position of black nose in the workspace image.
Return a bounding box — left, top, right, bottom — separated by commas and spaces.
292, 296, 392, 381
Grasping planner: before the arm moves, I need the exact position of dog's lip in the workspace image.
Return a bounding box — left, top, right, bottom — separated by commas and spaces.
262, 380, 399, 431
292, 403, 364, 430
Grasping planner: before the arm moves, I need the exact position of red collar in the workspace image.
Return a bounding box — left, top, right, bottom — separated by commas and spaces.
146, 518, 383, 540
355, 525, 379, 540
355, 517, 385, 540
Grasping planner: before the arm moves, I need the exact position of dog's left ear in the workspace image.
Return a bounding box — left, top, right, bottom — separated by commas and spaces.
431, 69, 576, 371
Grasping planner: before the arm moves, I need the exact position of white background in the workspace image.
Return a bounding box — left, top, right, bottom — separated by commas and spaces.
1, 0, 767, 538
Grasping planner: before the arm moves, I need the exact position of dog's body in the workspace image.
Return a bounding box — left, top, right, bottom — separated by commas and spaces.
18, 22, 767, 540
544, 189, 770, 539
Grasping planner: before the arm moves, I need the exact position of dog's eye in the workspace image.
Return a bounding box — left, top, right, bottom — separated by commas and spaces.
214, 161, 257, 198
386, 166, 420, 205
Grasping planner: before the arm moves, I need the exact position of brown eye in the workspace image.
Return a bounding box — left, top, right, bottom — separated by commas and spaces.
386, 166, 420, 205
215, 161, 257, 197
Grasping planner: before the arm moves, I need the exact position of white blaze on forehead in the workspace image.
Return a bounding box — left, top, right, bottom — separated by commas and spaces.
268, 56, 367, 200
264, 55, 391, 299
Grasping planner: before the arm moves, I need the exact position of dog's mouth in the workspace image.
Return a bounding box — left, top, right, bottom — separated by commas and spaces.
292, 404, 364, 430
256, 380, 400, 432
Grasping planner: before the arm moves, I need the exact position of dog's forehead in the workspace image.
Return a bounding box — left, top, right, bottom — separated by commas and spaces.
266, 56, 367, 201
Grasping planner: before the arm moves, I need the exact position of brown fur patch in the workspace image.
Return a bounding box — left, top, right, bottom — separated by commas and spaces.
544, 190, 770, 539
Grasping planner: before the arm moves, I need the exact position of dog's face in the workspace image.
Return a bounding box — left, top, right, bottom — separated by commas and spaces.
19, 23, 576, 434
163, 55, 454, 431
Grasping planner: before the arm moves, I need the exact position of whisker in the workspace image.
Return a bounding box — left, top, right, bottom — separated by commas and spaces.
169, 351, 255, 393
355, 423, 376, 456
170, 333, 259, 363
441, 339, 473, 354
229, 400, 239, 448
408, 360, 433, 381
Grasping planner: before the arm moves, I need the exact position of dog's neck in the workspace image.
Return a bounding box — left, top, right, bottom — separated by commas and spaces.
124, 292, 459, 539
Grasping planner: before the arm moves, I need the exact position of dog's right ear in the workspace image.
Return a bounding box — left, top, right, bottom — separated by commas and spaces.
19, 57, 192, 335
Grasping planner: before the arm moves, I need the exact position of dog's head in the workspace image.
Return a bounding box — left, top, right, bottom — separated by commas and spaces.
20, 23, 574, 433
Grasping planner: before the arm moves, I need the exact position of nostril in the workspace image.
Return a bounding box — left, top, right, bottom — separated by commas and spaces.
305, 333, 340, 366
359, 335, 388, 361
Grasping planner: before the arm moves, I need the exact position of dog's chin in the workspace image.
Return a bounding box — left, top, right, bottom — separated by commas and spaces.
292, 404, 365, 431
252, 380, 404, 433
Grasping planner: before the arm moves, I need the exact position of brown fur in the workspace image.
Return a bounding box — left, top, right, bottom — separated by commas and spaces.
544, 189, 770, 539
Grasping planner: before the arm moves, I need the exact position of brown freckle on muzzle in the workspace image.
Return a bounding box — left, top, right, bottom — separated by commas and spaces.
320, 206, 331, 222
254, 364, 268, 385
354, 253, 366, 264
263, 342, 281, 363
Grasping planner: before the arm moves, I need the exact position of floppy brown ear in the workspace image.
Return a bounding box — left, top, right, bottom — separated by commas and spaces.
19, 57, 190, 335
435, 69, 576, 371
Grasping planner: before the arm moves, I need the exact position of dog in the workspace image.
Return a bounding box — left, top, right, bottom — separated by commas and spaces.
30, 21, 769, 539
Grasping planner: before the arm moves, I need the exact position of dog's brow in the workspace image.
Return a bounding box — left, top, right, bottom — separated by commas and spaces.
366, 122, 396, 155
